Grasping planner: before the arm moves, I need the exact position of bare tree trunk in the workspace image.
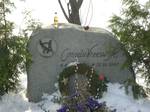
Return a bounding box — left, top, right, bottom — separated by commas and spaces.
58, 0, 83, 25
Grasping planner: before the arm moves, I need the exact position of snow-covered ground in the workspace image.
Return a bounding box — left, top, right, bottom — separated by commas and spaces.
0, 74, 150, 112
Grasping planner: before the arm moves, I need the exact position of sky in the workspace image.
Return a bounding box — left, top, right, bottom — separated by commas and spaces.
9, 0, 148, 32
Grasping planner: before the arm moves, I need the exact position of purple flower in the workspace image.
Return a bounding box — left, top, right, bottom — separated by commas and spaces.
86, 97, 103, 110
76, 103, 84, 112
57, 105, 69, 112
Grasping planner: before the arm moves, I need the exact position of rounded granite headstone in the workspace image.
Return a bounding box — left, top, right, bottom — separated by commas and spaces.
27, 23, 134, 102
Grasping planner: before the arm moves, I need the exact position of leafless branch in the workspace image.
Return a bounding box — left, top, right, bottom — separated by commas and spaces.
77, 0, 83, 8
58, 0, 70, 22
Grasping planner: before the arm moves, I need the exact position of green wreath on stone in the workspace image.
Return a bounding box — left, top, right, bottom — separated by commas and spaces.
58, 63, 108, 98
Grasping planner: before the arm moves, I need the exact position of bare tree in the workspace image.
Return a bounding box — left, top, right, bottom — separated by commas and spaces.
58, 0, 83, 25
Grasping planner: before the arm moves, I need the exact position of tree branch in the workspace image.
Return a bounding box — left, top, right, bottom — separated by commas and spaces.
67, 3, 71, 17
2, 0, 8, 46
58, 0, 70, 22
69, 0, 78, 10
77, 0, 83, 9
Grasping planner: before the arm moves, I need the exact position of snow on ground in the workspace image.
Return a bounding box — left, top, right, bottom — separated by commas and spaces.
0, 74, 150, 112
0, 87, 61, 112
100, 83, 150, 112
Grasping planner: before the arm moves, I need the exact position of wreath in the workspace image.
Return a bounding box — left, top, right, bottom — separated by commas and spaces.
58, 63, 108, 98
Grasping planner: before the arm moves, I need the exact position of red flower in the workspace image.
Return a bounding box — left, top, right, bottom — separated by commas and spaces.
99, 74, 104, 81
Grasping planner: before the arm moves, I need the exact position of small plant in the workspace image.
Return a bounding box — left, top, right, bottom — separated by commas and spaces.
124, 78, 147, 99
57, 93, 116, 112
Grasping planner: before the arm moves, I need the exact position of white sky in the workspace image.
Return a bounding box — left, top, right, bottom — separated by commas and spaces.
9, 0, 148, 32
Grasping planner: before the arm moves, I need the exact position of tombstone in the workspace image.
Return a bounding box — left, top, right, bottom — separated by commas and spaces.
27, 23, 134, 102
